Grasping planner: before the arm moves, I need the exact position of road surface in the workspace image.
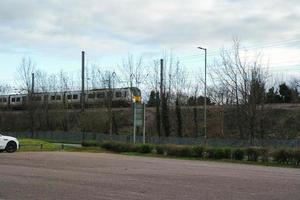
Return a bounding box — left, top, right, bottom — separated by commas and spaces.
0, 152, 299, 200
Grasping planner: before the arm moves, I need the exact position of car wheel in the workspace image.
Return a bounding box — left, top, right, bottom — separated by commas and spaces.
5, 141, 17, 153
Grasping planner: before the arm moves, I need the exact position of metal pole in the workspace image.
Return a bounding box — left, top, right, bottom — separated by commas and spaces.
133, 103, 136, 144
143, 103, 146, 144
197, 47, 207, 145
81, 51, 85, 112
204, 49, 207, 145
31, 73, 35, 94
160, 59, 163, 136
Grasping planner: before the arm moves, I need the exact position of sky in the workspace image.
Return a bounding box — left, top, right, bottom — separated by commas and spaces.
0, 0, 299, 87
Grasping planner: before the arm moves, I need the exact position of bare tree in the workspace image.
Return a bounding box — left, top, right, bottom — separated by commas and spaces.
17, 57, 35, 93
211, 39, 268, 143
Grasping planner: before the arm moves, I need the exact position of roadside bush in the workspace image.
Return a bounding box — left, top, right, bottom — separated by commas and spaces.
259, 148, 269, 162
82, 140, 100, 147
136, 144, 153, 154
180, 146, 194, 157
246, 147, 259, 162
223, 148, 232, 159
206, 148, 226, 159
293, 149, 300, 165
101, 141, 135, 153
193, 146, 205, 158
233, 148, 245, 160
272, 149, 293, 164
155, 145, 165, 155
165, 145, 193, 157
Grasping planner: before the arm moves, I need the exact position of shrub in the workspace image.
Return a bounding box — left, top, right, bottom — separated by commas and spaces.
206, 148, 226, 159
259, 148, 269, 162
165, 145, 193, 157
223, 148, 232, 159
155, 145, 165, 155
180, 146, 194, 157
246, 147, 259, 162
272, 149, 293, 164
136, 144, 153, 154
101, 141, 135, 153
82, 140, 100, 147
293, 149, 300, 165
193, 146, 205, 158
233, 148, 245, 160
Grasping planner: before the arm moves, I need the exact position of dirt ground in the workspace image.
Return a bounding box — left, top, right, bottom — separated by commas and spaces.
0, 152, 299, 200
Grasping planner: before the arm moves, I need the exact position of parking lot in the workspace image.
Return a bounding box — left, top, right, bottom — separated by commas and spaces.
0, 152, 299, 200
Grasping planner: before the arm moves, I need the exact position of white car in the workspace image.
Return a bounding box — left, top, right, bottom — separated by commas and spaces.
0, 134, 19, 153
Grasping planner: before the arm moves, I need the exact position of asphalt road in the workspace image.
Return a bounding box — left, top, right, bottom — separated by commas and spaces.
0, 152, 299, 200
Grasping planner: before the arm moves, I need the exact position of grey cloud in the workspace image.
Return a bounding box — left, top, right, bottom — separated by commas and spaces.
0, 0, 299, 56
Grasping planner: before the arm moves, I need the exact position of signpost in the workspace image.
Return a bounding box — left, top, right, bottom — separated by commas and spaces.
133, 103, 146, 144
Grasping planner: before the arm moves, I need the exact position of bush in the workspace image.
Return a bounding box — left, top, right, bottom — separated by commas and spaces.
193, 146, 205, 158
165, 145, 194, 157
136, 144, 153, 154
180, 146, 194, 157
259, 148, 269, 162
206, 148, 226, 159
155, 145, 165, 155
246, 147, 259, 162
272, 149, 293, 164
233, 148, 245, 160
223, 148, 232, 159
293, 149, 300, 165
82, 140, 100, 147
101, 141, 135, 153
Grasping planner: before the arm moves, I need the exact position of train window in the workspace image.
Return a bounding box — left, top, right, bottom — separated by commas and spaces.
67, 95, 72, 100
22, 96, 27, 102
73, 94, 78, 99
97, 92, 105, 98
12, 98, 15, 102
16, 97, 21, 102
115, 91, 122, 98
3, 98, 7, 102
56, 95, 61, 100
88, 93, 95, 99
51, 96, 55, 101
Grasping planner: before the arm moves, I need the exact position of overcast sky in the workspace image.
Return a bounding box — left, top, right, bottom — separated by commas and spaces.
0, 0, 299, 85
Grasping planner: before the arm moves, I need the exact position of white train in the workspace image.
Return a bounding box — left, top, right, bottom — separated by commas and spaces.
0, 87, 141, 109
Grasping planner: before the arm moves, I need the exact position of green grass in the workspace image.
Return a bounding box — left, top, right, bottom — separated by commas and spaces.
18, 139, 105, 153
19, 139, 61, 151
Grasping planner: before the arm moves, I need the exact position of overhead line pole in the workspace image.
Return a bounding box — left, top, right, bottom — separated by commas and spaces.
160, 59, 164, 136
81, 51, 85, 112
31, 73, 35, 94
197, 47, 207, 145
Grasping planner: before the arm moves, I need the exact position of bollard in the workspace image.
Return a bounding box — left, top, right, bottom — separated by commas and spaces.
61, 144, 64, 150
40, 144, 43, 149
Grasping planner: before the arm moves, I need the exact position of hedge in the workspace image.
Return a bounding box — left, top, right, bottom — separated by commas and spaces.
97, 141, 300, 166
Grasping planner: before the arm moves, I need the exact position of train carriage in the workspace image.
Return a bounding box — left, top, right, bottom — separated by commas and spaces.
0, 87, 141, 110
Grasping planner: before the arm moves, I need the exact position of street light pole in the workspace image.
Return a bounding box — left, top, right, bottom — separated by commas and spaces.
197, 47, 207, 145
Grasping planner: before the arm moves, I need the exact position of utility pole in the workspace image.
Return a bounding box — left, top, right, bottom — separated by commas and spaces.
81, 51, 85, 112
31, 73, 35, 94
197, 47, 207, 145
108, 74, 112, 136
108, 72, 116, 136
160, 59, 164, 136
